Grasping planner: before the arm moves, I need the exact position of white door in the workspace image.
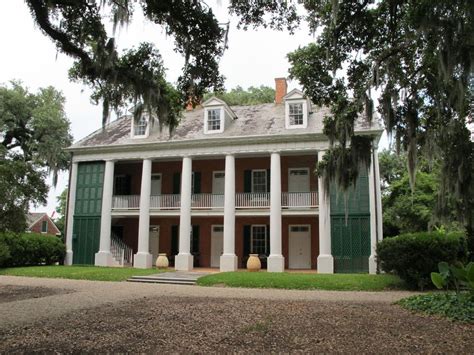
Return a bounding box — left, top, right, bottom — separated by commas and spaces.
150, 174, 162, 208
210, 225, 224, 267
149, 226, 160, 263
288, 225, 311, 269
289, 168, 310, 192
212, 171, 225, 207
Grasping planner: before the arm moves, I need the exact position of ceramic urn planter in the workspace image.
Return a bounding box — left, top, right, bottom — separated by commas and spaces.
156, 253, 169, 269
246, 254, 261, 272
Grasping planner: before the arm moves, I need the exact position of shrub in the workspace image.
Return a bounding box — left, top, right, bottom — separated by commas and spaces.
377, 231, 467, 290
0, 232, 66, 267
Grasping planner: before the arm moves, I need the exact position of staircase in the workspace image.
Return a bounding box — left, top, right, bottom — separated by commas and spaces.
111, 234, 134, 267
127, 271, 210, 285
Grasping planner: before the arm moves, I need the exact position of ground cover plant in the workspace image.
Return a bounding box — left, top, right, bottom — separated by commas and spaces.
0, 265, 162, 282
377, 231, 467, 290
197, 272, 404, 291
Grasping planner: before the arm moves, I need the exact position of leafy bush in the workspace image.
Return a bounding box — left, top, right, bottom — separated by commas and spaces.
377, 231, 467, 290
0, 232, 66, 267
431, 261, 474, 295
398, 292, 474, 323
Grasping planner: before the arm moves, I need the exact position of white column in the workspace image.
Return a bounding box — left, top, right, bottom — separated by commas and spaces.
134, 158, 153, 268
175, 156, 193, 270
317, 150, 334, 273
64, 161, 78, 265
95, 159, 115, 266
374, 144, 383, 243
268, 151, 284, 272
220, 154, 238, 271
368, 146, 378, 274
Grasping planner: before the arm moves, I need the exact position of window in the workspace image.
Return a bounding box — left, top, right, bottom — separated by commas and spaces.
114, 175, 130, 195
290, 169, 309, 176
207, 108, 221, 131
289, 103, 304, 126
251, 225, 267, 254
41, 220, 48, 233
134, 116, 148, 136
290, 226, 309, 233
252, 170, 267, 193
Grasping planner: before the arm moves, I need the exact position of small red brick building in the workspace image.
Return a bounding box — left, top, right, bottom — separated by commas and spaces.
26, 212, 61, 236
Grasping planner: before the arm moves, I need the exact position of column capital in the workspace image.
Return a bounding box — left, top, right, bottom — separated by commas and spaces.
104, 158, 117, 163
270, 149, 281, 155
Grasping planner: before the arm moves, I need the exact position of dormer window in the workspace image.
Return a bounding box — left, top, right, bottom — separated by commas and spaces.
207, 109, 221, 131
289, 103, 304, 126
131, 115, 149, 138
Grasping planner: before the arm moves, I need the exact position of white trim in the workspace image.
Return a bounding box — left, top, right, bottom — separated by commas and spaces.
204, 107, 224, 134
250, 224, 267, 255
251, 169, 267, 193
285, 100, 308, 129
130, 115, 150, 139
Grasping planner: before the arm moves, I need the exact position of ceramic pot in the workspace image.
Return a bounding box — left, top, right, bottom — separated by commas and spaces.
247, 254, 261, 272
156, 253, 169, 269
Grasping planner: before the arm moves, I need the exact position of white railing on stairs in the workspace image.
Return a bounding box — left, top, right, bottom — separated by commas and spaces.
111, 234, 133, 266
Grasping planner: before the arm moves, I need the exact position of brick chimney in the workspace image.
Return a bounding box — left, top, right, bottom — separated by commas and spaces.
274, 77, 287, 104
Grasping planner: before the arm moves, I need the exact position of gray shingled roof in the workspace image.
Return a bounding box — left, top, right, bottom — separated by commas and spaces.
71, 103, 382, 149
25, 212, 46, 227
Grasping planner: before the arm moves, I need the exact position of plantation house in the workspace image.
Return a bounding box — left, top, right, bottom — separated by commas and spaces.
64, 78, 383, 273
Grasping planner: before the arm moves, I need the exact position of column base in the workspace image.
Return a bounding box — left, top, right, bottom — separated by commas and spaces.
94, 251, 115, 267
134, 252, 153, 269
317, 254, 334, 274
175, 253, 194, 271
369, 255, 377, 274
267, 255, 285, 272
220, 254, 238, 272
64, 250, 73, 265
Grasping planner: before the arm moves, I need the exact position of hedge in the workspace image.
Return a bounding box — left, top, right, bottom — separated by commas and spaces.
0, 232, 66, 267
377, 231, 467, 290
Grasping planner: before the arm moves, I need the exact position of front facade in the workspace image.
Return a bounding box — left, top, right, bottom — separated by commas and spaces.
64, 78, 383, 273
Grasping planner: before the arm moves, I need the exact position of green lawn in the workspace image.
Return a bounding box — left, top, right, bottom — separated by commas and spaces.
0, 265, 164, 282
197, 271, 405, 291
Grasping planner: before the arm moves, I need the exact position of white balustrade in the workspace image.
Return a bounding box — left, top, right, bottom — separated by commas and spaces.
235, 192, 270, 208
153, 194, 180, 209
281, 192, 318, 208
191, 194, 224, 209
112, 195, 140, 209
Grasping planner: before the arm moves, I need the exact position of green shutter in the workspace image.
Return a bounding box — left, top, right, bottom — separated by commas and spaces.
193, 172, 201, 193
191, 225, 200, 254
243, 225, 251, 256
266, 169, 271, 192
173, 172, 181, 194
171, 225, 179, 255
72, 162, 104, 265
244, 170, 252, 193
330, 170, 371, 273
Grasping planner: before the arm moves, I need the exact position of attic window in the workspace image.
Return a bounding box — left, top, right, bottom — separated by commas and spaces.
289, 103, 304, 126
207, 109, 221, 131
134, 116, 148, 136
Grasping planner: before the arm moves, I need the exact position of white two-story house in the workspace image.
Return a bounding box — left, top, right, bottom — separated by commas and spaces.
64, 78, 383, 273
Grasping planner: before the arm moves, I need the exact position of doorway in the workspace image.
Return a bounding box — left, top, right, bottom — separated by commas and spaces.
210, 225, 224, 267
288, 225, 311, 269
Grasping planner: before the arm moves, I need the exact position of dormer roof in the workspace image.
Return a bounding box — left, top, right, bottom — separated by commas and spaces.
202, 96, 237, 120
283, 88, 305, 100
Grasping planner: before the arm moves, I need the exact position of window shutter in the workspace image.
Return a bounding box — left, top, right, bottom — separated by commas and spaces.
243, 225, 251, 256
266, 225, 270, 256
125, 175, 132, 195
193, 172, 201, 194
266, 169, 271, 192
192, 225, 200, 254
171, 225, 179, 255
172, 172, 181, 194
244, 170, 252, 193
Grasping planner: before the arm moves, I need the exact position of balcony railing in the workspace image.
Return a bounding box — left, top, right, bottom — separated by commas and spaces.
236, 192, 270, 209
112, 192, 318, 210
281, 192, 318, 208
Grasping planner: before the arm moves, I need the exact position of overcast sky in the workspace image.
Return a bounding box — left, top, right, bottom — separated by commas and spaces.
0, 1, 385, 217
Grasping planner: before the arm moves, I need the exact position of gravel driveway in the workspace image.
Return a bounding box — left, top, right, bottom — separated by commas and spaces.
0, 276, 472, 353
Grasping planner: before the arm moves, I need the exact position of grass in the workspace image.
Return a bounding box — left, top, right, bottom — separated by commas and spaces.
398, 292, 474, 323
197, 271, 405, 291
0, 265, 164, 282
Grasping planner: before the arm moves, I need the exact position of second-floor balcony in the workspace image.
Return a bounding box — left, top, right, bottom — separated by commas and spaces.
112, 192, 318, 211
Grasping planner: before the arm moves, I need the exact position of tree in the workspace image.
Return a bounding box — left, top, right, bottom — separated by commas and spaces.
0, 82, 72, 232
25, 0, 227, 127
204, 85, 275, 106
55, 187, 68, 235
